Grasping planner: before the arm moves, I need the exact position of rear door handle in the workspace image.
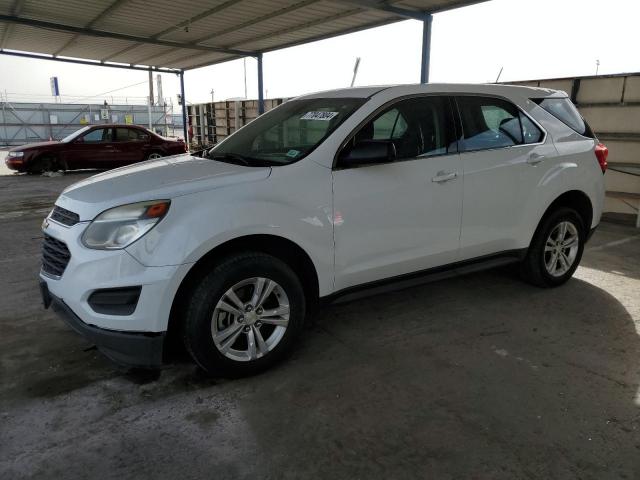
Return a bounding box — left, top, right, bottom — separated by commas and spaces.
527, 153, 545, 165
431, 171, 458, 183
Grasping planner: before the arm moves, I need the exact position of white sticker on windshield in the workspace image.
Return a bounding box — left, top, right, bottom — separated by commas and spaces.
300, 111, 339, 121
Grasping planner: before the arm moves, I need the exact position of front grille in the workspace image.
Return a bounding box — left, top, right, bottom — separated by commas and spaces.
42, 234, 71, 277
50, 205, 80, 226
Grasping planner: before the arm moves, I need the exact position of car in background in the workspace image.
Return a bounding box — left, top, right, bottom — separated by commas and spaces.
5, 124, 186, 174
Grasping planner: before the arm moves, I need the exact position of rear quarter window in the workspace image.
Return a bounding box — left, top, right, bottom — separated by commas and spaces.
533, 98, 594, 138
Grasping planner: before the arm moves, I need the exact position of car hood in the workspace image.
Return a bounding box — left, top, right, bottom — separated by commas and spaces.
56, 154, 271, 221
11, 141, 60, 151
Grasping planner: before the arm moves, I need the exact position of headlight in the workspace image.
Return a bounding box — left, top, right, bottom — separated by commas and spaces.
8, 151, 24, 158
82, 200, 170, 250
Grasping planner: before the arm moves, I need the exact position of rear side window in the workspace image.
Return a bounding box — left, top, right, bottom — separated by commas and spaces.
533, 98, 594, 138
457, 96, 543, 151
115, 128, 147, 141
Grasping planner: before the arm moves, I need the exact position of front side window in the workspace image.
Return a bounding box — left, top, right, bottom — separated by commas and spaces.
81, 128, 111, 143
457, 96, 543, 151
211, 97, 366, 165
346, 96, 453, 161
371, 108, 408, 140
62, 126, 90, 143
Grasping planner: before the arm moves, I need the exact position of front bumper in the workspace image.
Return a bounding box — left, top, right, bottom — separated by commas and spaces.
39, 215, 194, 367
5, 157, 25, 171
41, 281, 165, 367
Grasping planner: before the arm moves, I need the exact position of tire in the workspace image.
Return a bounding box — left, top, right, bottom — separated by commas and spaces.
146, 152, 164, 160
182, 252, 306, 377
520, 207, 585, 287
27, 156, 54, 174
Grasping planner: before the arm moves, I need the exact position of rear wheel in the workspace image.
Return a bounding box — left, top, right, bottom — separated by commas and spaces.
182, 252, 306, 377
146, 152, 163, 160
520, 207, 585, 287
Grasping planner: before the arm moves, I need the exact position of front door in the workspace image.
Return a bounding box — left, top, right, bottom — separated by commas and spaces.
332, 95, 463, 291
63, 127, 117, 169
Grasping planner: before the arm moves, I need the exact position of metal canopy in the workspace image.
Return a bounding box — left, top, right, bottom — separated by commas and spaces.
0, 0, 487, 71
0, 0, 489, 144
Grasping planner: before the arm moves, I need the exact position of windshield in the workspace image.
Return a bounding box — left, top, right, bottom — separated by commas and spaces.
61, 126, 91, 143
210, 97, 366, 165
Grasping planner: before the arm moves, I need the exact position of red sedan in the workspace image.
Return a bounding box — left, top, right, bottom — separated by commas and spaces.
5, 124, 187, 174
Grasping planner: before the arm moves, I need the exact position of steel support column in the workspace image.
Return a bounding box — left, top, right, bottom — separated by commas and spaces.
179, 70, 188, 147
257, 53, 265, 115
420, 13, 433, 84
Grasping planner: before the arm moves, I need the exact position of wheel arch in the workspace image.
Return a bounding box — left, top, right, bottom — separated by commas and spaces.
32, 151, 65, 170
165, 234, 320, 354
537, 190, 593, 236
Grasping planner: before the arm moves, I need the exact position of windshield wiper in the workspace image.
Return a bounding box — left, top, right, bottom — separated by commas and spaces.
208, 152, 279, 167
208, 152, 251, 166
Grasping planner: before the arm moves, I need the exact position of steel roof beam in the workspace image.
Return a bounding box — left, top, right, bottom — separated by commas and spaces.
224, 7, 363, 50
0, 14, 257, 57
191, 0, 323, 46
151, 0, 240, 40
0, 0, 24, 49
53, 0, 128, 56
0, 49, 181, 73
104, 0, 241, 64
330, 0, 429, 20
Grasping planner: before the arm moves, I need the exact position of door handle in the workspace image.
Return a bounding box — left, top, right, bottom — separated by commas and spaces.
431, 171, 458, 183
527, 153, 545, 165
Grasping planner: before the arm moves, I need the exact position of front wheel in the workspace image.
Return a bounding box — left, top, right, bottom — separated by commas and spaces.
146, 152, 163, 160
520, 207, 585, 287
27, 156, 54, 174
182, 253, 306, 377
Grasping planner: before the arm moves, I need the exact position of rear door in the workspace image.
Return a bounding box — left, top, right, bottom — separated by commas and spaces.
332, 95, 463, 290
454, 95, 554, 259
114, 127, 147, 164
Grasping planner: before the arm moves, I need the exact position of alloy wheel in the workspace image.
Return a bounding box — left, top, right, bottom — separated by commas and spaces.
544, 221, 579, 277
211, 277, 290, 362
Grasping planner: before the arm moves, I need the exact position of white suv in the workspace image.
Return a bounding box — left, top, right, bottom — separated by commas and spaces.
40, 84, 607, 376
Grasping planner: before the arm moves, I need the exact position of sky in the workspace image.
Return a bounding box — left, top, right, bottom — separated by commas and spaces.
0, 0, 638, 106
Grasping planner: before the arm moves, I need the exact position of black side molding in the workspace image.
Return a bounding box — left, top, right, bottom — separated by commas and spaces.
324, 249, 527, 305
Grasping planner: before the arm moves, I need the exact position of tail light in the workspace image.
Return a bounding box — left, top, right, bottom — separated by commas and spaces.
595, 142, 608, 174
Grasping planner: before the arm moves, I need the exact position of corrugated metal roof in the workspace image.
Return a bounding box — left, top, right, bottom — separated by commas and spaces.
0, 0, 489, 70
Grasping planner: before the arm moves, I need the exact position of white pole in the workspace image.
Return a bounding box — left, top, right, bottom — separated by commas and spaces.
148, 96, 152, 130
243, 58, 247, 99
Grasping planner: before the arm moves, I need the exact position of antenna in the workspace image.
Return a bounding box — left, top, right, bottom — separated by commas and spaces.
596, 59, 600, 76
495, 66, 504, 83
350, 57, 361, 87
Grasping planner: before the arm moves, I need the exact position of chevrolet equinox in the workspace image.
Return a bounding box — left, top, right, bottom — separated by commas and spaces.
39, 84, 607, 376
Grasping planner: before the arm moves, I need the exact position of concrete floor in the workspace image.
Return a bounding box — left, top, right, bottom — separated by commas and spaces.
1, 172, 639, 480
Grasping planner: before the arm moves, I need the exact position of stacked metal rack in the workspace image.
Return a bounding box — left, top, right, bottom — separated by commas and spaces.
188, 98, 284, 149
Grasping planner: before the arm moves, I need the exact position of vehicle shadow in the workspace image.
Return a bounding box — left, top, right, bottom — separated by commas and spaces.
1, 266, 638, 479
235, 269, 640, 479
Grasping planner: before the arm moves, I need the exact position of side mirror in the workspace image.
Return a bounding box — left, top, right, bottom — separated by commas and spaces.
339, 140, 396, 167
